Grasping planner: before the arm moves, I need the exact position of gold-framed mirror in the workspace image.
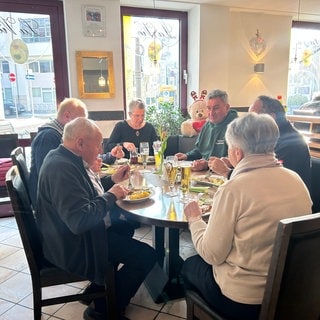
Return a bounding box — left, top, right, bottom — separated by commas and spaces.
76, 51, 115, 99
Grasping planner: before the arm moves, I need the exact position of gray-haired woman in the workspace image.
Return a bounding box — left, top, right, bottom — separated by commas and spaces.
182, 112, 312, 320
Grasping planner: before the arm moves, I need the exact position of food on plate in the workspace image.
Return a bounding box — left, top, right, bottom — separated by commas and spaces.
207, 176, 225, 186
189, 186, 210, 193
199, 204, 212, 214
128, 189, 151, 200
100, 167, 116, 175
193, 174, 226, 186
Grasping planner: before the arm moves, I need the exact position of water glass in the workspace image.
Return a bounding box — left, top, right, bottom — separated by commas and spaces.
139, 142, 149, 171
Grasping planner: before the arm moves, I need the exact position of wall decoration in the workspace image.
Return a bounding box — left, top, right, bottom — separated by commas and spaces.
76, 51, 115, 99
82, 5, 106, 37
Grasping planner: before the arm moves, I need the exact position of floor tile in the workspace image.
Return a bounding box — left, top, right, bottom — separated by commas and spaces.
125, 304, 159, 320
130, 283, 164, 311
0, 303, 50, 320
0, 266, 19, 284
0, 298, 15, 316
0, 216, 187, 319
53, 301, 87, 320
155, 312, 185, 319
0, 249, 28, 271
0, 243, 21, 260
0, 272, 32, 303
161, 298, 187, 318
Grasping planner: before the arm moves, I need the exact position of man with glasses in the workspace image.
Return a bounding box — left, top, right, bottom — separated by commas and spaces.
209, 95, 311, 191
175, 89, 238, 171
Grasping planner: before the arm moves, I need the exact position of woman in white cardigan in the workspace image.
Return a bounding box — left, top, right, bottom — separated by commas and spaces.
182, 112, 312, 320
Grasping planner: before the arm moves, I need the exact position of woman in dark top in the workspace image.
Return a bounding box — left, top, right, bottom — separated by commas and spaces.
106, 99, 158, 159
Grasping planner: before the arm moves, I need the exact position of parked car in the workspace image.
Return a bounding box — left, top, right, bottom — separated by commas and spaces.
293, 96, 320, 116
3, 100, 25, 116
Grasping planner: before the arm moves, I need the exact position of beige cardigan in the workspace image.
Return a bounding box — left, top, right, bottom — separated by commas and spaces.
189, 153, 312, 304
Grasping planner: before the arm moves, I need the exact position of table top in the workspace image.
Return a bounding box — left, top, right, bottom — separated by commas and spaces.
116, 168, 218, 229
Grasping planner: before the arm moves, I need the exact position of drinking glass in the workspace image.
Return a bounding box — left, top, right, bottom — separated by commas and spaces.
139, 142, 149, 172
180, 162, 192, 203
164, 156, 178, 197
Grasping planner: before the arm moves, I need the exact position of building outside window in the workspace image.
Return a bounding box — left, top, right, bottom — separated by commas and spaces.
287, 22, 320, 115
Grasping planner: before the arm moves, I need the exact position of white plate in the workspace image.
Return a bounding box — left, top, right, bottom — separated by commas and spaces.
123, 188, 155, 203
192, 174, 226, 187
116, 158, 129, 165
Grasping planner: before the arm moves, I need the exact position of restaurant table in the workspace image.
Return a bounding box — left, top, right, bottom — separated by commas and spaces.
116, 167, 216, 303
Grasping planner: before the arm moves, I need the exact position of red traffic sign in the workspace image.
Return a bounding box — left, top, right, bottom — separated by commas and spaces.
8, 73, 16, 82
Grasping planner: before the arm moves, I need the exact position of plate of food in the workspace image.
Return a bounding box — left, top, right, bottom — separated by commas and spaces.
138, 156, 155, 164
116, 158, 129, 165
123, 188, 154, 203
192, 174, 226, 187
100, 166, 117, 175
197, 193, 213, 217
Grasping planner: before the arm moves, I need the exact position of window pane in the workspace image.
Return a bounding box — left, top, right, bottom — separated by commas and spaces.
287, 26, 320, 115
0, 11, 56, 121
123, 15, 180, 109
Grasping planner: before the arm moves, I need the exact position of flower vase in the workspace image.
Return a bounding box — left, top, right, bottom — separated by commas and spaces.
155, 152, 164, 175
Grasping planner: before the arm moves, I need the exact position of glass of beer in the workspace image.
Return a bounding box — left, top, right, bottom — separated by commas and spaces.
180, 162, 191, 202
164, 156, 178, 196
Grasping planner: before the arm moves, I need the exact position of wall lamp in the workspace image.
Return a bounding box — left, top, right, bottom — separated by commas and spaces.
254, 63, 265, 73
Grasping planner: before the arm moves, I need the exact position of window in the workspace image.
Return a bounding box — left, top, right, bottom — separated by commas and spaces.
121, 7, 187, 115
1, 61, 9, 73
0, 0, 69, 126
21, 17, 51, 43
287, 22, 320, 115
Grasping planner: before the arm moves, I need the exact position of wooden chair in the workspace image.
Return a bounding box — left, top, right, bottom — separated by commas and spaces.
186, 212, 320, 320
6, 166, 117, 320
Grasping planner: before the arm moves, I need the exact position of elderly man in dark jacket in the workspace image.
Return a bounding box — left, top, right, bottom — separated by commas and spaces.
35, 117, 157, 320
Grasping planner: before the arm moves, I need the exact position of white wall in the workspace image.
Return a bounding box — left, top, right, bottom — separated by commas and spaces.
63, 0, 293, 134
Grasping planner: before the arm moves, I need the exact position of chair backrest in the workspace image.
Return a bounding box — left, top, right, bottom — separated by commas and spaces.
5, 166, 43, 274
10, 147, 31, 202
259, 212, 320, 320
0, 133, 19, 158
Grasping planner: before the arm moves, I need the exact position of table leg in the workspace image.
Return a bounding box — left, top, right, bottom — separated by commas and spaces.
144, 225, 185, 303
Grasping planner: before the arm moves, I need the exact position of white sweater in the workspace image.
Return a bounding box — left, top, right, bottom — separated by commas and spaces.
189, 153, 312, 304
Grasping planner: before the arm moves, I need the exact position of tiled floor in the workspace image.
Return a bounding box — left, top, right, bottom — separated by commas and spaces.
0, 214, 197, 319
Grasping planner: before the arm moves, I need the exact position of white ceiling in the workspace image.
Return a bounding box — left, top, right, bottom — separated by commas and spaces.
120, 0, 320, 23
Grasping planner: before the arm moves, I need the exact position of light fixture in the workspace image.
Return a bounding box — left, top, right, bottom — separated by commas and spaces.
249, 29, 266, 57
254, 63, 265, 73
98, 58, 106, 87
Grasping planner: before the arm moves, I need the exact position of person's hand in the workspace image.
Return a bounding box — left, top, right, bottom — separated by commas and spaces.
221, 157, 232, 168
90, 157, 102, 173
123, 142, 136, 152
184, 200, 202, 222
192, 159, 208, 171
111, 145, 125, 159
112, 164, 130, 183
175, 152, 187, 161
208, 157, 231, 177
107, 184, 129, 200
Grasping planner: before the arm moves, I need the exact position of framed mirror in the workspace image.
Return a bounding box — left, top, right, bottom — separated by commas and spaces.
76, 51, 115, 99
